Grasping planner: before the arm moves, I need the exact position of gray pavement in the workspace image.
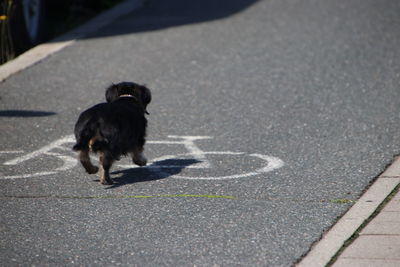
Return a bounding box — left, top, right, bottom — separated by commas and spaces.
1, 0, 400, 266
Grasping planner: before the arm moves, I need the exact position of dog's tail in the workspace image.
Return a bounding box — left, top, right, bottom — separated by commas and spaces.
72, 143, 85, 151
72, 128, 93, 151
73, 119, 110, 152
72, 117, 99, 151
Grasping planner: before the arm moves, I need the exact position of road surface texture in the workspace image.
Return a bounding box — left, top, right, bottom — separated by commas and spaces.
1, 0, 400, 266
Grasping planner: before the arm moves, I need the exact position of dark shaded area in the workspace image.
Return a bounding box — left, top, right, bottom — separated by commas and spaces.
1, 0, 123, 64
105, 158, 200, 189
46, 0, 125, 39
87, 0, 259, 38
0, 110, 57, 117
2, 0, 258, 64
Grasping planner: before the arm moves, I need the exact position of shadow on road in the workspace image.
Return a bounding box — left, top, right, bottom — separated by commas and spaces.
83, 0, 259, 39
105, 158, 200, 189
0, 110, 57, 117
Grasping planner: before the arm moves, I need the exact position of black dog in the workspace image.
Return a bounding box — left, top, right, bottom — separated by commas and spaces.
73, 82, 151, 185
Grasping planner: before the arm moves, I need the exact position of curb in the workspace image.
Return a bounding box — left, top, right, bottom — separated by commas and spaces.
297, 157, 400, 267
0, 0, 144, 83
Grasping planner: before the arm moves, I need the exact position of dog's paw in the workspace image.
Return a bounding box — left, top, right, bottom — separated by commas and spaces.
86, 166, 99, 174
133, 155, 147, 167
100, 178, 113, 185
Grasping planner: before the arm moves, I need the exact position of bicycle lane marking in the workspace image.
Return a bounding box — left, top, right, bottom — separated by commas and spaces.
1, 135, 285, 180
3, 135, 75, 166
140, 136, 285, 180
150, 152, 284, 180
117, 135, 213, 169
0, 151, 24, 154
1, 135, 76, 179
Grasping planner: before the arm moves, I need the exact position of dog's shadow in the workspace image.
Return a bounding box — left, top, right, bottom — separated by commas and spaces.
104, 158, 200, 189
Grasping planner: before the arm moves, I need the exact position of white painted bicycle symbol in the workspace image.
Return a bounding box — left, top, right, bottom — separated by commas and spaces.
1, 135, 284, 180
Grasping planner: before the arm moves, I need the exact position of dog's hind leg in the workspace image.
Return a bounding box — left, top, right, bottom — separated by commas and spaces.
131, 147, 147, 167
99, 151, 114, 185
78, 150, 99, 174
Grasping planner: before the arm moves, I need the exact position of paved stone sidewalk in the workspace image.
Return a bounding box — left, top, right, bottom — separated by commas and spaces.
297, 158, 400, 267
333, 160, 400, 267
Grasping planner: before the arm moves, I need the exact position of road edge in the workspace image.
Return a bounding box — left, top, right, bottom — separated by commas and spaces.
296, 156, 400, 267
0, 0, 144, 83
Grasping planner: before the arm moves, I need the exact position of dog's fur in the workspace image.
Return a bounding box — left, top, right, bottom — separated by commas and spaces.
73, 82, 151, 185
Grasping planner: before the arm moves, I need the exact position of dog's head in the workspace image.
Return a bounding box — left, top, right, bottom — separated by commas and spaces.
106, 82, 152, 114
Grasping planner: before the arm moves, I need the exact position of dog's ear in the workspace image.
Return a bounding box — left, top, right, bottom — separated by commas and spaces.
105, 84, 119, 102
140, 86, 152, 106
140, 86, 152, 114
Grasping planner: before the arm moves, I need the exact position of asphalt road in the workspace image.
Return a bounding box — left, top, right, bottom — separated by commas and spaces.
1, 0, 400, 265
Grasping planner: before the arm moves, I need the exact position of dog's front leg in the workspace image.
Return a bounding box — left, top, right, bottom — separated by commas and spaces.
99, 152, 114, 185
131, 147, 147, 167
